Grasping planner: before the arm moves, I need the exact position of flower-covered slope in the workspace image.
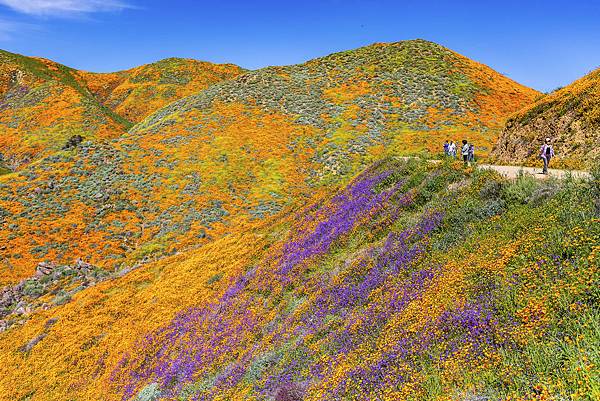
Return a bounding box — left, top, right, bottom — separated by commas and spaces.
492, 67, 600, 169
0, 159, 597, 401
0, 40, 540, 284
0, 49, 131, 169
134, 39, 539, 159
0, 51, 243, 170
77, 58, 245, 123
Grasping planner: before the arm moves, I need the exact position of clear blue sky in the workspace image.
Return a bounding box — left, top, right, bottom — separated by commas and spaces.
0, 0, 599, 92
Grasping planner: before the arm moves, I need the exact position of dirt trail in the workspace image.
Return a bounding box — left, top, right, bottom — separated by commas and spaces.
477, 164, 591, 180
397, 157, 592, 180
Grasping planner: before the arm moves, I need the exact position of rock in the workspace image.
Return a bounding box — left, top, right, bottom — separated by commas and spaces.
134, 382, 162, 401
62, 134, 84, 150
18, 333, 46, 353
9, 70, 24, 87
14, 301, 30, 315
74, 258, 94, 271
35, 261, 55, 276
0, 287, 17, 306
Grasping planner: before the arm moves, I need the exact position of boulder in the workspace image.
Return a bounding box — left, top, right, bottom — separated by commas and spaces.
63, 134, 85, 150
35, 262, 55, 276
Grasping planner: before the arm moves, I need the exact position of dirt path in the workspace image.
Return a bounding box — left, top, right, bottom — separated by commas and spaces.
397, 157, 591, 180
477, 164, 591, 180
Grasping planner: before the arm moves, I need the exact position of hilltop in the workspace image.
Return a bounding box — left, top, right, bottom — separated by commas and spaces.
77, 58, 244, 123
0, 40, 539, 284
0, 50, 129, 169
134, 39, 539, 156
492, 67, 600, 169
0, 51, 243, 170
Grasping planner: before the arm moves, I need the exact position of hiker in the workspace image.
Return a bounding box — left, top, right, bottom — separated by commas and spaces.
448, 141, 457, 158
539, 137, 555, 174
468, 143, 475, 163
461, 140, 469, 165
443, 140, 449, 156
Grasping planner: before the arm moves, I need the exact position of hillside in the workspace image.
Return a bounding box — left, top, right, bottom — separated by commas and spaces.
0, 50, 130, 169
77, 58, 245, 123
0, 158, 597, 400
492, 67, 600, 168
134, 39, 539, 157
0, 51, 243, 170
0, 40, 540, 284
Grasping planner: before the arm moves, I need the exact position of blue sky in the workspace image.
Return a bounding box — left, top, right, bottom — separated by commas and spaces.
0, 0, 598, 92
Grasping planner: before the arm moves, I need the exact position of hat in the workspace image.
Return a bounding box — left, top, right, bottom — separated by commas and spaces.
545, 137, 551, 143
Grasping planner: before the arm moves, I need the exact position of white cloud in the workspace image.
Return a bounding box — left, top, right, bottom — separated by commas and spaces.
0, 0, 131, 17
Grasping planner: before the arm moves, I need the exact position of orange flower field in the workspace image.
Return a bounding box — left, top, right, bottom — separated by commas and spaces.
0, 39, 597, 401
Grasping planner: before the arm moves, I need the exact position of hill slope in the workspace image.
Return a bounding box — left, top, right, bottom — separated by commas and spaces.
0, 159, 597, 400
0, 40, 539, 284
0, 51, 243, 170
77, 58, 245, 123
492, 67, 600, 168
0, 50, 130, 169
134, 39, 539, 157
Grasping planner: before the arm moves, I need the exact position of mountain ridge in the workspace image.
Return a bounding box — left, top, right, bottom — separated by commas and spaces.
0, 50, 244, 169
0, 49, 131, 168
77, 57, 245, 123
0, 39, 539, 284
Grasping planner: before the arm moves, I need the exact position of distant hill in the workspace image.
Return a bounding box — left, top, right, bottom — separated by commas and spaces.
0, 51, 243, 170
0, 40, 539, 284
77, 58, 245, 123
134, 39, 539, 159
492, 67, 600, 168
0, 50, 130, 169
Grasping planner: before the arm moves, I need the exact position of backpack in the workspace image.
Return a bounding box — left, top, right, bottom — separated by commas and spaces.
545, 145, 551, 156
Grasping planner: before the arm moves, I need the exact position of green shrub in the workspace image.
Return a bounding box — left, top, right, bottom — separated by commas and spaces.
206, 273, 223, 285
52, 291, 72, 306
21, 281, 44, 298
502, 174, 538, 205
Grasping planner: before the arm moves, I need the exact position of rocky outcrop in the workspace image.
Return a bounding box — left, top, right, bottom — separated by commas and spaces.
492, 68, 600, 169
62, 134, 84, 150
0, 259, 108, 332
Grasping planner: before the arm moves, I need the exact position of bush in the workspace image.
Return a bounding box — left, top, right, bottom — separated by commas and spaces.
526, 181, 560, 205
479, 179, 504, 201
52, 291, 71, 306
206, 273, 223, 285
502, 174, 538, 205
474, 199, 505, 219
21, 281, 44, 298
591, 163, 600, 216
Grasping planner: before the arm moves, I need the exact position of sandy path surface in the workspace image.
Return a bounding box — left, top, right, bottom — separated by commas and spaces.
397, 157, 591, 180
477, 164, 591, 180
